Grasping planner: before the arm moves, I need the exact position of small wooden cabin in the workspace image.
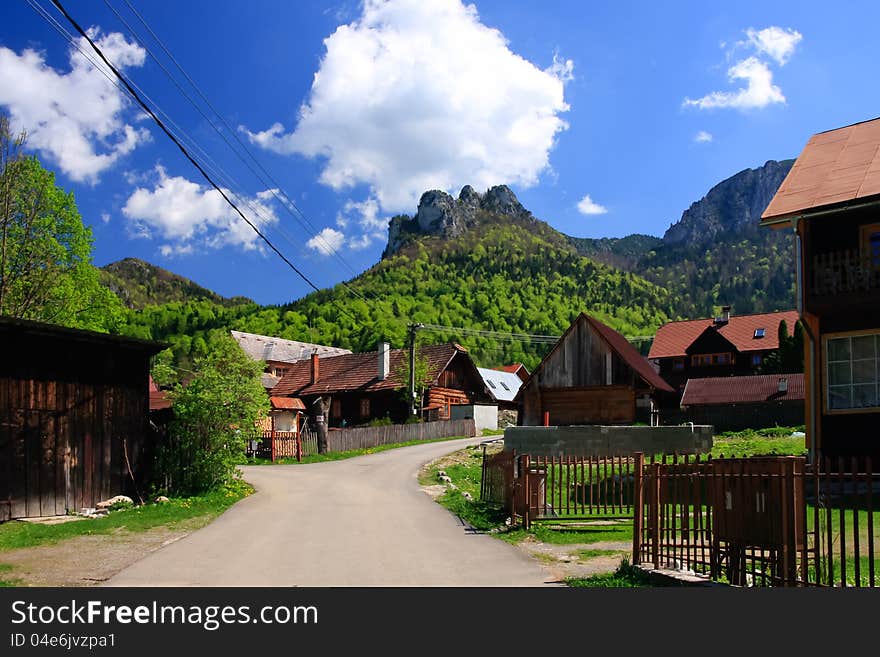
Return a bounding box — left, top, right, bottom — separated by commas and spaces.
0, 317, 163, 520
517, 313, 673, 426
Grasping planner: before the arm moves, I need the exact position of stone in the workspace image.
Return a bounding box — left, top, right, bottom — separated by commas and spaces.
439, 475, 452, 483
96, 495, 133, 510
155, 496, 170, 504
462, 492, 474, 501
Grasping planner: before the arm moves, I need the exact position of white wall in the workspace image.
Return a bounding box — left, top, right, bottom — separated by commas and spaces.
451, 404, 498, 432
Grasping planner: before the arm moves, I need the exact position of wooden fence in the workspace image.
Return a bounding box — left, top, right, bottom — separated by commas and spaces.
632, 453, 879, 587
326, 419, 476, 452
480, 450, 636, 527
248, 419, 476, 462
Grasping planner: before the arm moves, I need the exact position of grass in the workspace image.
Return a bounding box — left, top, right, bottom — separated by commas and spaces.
566, 560, 667, 588
710, 426, 806, 458
0, 479, 252, 552
575, 548, 627, 559
241, 434, 472, 465
0, 563, 20, 587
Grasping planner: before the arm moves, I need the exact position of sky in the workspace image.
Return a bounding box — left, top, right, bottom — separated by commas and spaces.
1, 0, 878, 306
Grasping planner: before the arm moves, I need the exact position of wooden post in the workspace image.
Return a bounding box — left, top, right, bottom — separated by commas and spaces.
651, 461, 661, 570
543, 411, 550, 427
270, 426, 276, 463
632, 452, 644, 565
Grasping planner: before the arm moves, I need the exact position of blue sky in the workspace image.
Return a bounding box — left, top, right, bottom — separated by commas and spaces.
1, 0, 878, 305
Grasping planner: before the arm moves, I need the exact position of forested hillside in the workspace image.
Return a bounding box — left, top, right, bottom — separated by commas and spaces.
117, 215, 673, 370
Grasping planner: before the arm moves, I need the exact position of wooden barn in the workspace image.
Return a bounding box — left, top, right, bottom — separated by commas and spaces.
0, 317, 163, 521
517, 313, 673, 426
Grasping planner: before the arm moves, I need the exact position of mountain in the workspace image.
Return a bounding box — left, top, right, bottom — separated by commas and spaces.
100, 257, 253, 309
116, 187, 674, 369
569, 159, 797, 317
113, 160, 797, 370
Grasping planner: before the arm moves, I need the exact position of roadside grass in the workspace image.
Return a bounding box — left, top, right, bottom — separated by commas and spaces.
575, 548, 627, 559
0, 563, 20, 587
241, 435, 472, 465
567, 560, 674, 588
0, 479, 252, 553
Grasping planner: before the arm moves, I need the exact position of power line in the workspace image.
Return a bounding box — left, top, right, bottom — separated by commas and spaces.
50, 0, 331, 301
105, 0, 373, 302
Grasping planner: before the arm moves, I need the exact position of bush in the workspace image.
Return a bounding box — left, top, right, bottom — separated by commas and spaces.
368, 416, 393, 427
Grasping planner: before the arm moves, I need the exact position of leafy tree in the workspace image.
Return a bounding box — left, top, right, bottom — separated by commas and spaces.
159, 334, 269, 495
0, 115, 123, 331
759, 319, 805, 374
150, 348, 178, 388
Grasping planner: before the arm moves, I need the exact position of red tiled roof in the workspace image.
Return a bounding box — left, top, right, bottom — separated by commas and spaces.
501, 363, 529, 375
762, 117, 880, 222
524, 313, 673, 394
270, 396, 306, 410
272, 343, 471, 397
148, 375, 171, 411
648, 310, 800, 359
681, 373, 805, 406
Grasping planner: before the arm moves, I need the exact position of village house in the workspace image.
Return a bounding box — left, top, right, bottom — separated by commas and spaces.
231, 330, 352, 382
680, 372, 805, 432
648, 308, 801, 397
499, 363, 530, 383
270, 342, 492, 427
761, 117, 880, 462
516, 313, 673, 426
1, 317, 163, 521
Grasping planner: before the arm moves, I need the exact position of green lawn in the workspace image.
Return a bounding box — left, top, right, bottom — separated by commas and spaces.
566, 560, 670, 588
0, 479, 252, 553
710, 426, 806, 458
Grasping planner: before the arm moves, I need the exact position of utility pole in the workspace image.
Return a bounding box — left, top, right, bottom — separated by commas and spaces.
408, 322, 424, 416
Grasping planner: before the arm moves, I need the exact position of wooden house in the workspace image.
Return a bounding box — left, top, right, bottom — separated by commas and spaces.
680, 373, 805, 432
0, 317, 163, 520
761, 117, 880, 462
271, 342, 492, 427
231, 330, 351, 381
517, 313, 673, 426
648, 308, 800, 397
500, 363, 530, 383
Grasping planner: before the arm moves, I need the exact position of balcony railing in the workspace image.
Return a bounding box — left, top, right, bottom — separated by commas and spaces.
812, 249, 880, 297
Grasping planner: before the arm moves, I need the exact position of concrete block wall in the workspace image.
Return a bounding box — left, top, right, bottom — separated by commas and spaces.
504, 425, 713, 457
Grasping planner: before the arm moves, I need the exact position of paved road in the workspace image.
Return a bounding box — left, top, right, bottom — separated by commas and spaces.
107, 438, 552, 586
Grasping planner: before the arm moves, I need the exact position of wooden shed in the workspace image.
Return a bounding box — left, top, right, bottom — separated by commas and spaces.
517, 313, 673, 426
0, 317, 163, 521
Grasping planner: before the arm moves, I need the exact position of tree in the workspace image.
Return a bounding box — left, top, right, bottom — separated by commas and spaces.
0, 115, 122, 331
159, 334, 269, 495
760, 319, 805, 374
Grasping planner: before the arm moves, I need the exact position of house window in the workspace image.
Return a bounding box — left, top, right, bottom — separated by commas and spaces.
861, 222, 880, 267
499, 381, 510, 391
754, 328, 765, 339
826, 332, 880, 411
487, 380, 497, 389
752, 354, 763, 367
672, 358, 685, 371
691, 353, 732, 367
330, 399, 342, 419
359, 398, 370, 418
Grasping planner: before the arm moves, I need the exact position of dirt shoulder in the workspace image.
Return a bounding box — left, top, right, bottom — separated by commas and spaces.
1, 515, 217, 587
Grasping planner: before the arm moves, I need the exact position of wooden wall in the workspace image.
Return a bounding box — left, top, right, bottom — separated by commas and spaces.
0, 323, 158, 520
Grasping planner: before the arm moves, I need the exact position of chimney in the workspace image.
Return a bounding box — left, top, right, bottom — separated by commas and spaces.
378, 341, 390, 380
310, 353, 320, 384
714, 305, 731, 326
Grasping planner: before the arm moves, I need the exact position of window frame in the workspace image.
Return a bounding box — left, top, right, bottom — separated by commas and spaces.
860, 222, 880, 267
822, 329, 880, 415
359, 398, 370, 418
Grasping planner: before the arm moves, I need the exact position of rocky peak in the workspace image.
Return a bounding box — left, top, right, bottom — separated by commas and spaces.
662, 159, 794, 246
383, 184, 533, 258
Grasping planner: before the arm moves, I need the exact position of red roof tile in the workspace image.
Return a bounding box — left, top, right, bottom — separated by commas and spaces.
148, 375, 171, 411
681, 373, 804, 406
648, 311, 800, 359
501, 363, 529, 375
272, 343, 473, 397
762, 117, 880, 222
270, 396, 306, 410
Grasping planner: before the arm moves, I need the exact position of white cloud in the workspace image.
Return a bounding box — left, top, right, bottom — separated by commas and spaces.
695, 130, 713, 143
0, 28, 150, 182
684, 26, 801, 112
684, 57, 785, 110
307, 227, 346, 255
576, 194, 608, 216
744, 27, 802, 65
122, 166, 278, 252
241, 0, 572, 214
100, 212, 111, 223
